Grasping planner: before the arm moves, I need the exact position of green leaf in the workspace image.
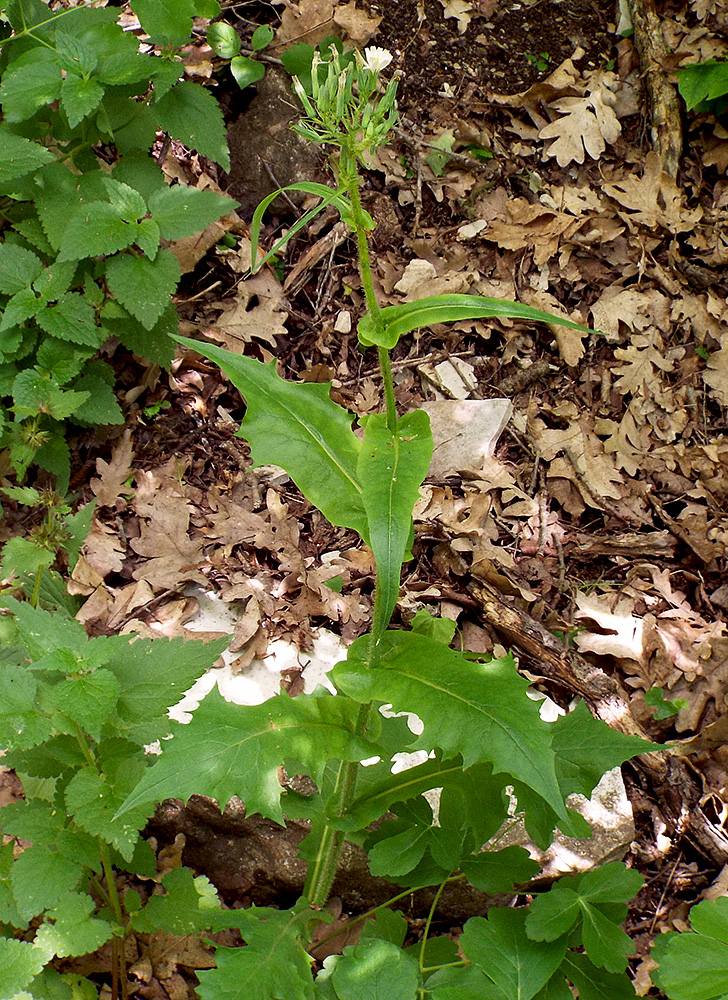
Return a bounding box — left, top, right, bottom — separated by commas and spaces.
526, 863, 643, 973
0, 48, 62, 123
70, 372, 123, 426
427, 964, 493, 999
331, 938, 420, 1000
251, 24, 275, 51
0, 537, 54, 583
106, 634, 229, 743
34, 892, 114, 959
1, 287, 42, 332
42, 669, 121, 742
207, 22, 241, 59
173, 336, 368, 540
35, 293, 104, 348
367, 799, 434, 877
358, 411, 432, 640
343, 757, 465, 831
410, 607, 457, 644
358, 294, 596, 351
230, 55, 265, 89
11, 844, 84, 921
461, 908, 567, 1000
61, 75, 105, 128
0, 245, 44, 295
0, 939, 47, 999
197, 907, 315, 1000
132, 867, 221, 934
0, 129, 54, 184
561, 953, 637, 1000
57, 203, 138, 261
105, 249, 180, 329
148, 185, 238, 240
155, 80, 230, 169
54, 30, 99, 76
551, 701, 652, 798
65, 762, 147, 861
334, 631, 569, 821
250, 182, 354, 272
652, 898, 728, 1000
132, 0, 195, 45
678, 60, 728, 111
461, 846, 540, 893
117, 689, 379, 823
0, 665, 53, 750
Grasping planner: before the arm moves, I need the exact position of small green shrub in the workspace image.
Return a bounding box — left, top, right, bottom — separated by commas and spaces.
0, 0, 237, 489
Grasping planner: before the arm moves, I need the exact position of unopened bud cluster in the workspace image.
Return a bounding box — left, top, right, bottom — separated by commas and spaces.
292, 46, 398, 162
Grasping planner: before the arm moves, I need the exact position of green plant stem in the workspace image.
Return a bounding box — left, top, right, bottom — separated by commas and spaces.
30, 567, 43, 609
99, 838, 128, 1000
304, 703, 371, 906
419, 877, 449, 979
343, 144, 397, 433
311, 874, 464, 952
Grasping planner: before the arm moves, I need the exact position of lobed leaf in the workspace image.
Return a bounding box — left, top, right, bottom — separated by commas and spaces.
357, 411, 432, 641
652, 897, 728, 1000
333, 631, 569, 821
197, 907, 315, 1000
117, 689, 380, 824
358, 294, 597, 351
173, 336, 368, 539
460, 908, 567, 1000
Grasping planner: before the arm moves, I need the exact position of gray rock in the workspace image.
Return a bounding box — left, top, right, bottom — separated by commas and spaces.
226, 68, 326, 216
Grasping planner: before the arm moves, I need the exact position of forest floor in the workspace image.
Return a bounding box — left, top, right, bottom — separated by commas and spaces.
3, 0, 728, 995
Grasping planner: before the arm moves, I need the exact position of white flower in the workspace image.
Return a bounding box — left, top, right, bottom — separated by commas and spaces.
362, 46, 393, 74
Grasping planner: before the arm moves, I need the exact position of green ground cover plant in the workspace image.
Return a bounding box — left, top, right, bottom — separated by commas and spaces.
0, 0, 236, 490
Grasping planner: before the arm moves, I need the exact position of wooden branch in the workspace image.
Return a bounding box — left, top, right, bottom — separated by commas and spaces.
626, 0, 683, 177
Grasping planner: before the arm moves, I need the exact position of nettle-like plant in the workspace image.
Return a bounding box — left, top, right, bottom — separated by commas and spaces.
0, 0, 236, 489
115, 49, 652, 998
0, 596, 230, 999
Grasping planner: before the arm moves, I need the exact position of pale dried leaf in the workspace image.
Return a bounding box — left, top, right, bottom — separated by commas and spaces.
333, 0, 381, 42
539, 73, 621, 166
207, 272, 288, 351
90, 430, 135, 506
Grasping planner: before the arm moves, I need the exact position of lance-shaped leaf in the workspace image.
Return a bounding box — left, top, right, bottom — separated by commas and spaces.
173, 336, 367, 540
116, 689, 378, 824
357, 411, 432, 641
333, 632, 569, 821
249, 181, 356, 273
358, 294, 597, 350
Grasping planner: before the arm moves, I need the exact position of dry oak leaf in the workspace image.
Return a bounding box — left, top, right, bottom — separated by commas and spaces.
274, 0, 337, 46
207, 271, 288, 352
90, 429, 135, 506
603, 151, 703, 233
703, 333, 728, 405
530, 413, 625, 505
590, 286, 671, 341
333, 0, 381, 42
520, 288, 589, 367
130, 479, 206, 590
613, 333, 679, 396
539, 71, 621, 166
439, 0, 474, 33
483, 198, 581, 267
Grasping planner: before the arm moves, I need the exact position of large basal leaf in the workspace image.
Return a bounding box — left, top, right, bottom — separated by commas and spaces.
117, 689, 379, 824
357, 411, 432, 641
333, 631, 569, 822
461, 908, 567, 1000
358, 294, 597, 351
173, 335, 368, 540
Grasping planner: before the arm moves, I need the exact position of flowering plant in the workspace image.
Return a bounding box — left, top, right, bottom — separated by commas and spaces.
117, 42, 649, 1000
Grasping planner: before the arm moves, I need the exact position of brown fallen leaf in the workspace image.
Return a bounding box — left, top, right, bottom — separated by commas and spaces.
90, 429, 135, 507
333, 0, 381, 42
